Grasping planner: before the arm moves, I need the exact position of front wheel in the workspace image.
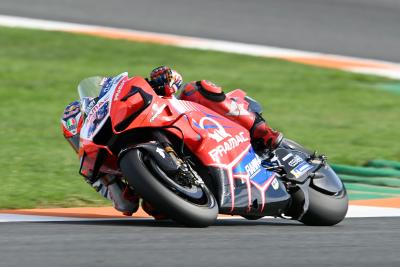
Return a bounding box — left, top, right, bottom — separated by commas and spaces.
300, 187, 348, 226
119, 148, 218, 227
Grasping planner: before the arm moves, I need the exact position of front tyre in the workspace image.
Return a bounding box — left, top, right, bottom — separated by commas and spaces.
120, 149, 218, 227
300, 187, 348, 226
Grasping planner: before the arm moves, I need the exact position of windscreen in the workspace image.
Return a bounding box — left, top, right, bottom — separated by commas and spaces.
77, 76, 106, 100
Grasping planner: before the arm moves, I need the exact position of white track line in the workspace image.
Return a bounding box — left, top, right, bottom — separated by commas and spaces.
347, 205, 400, 218
1, 206, 399, 223
0, 214, 150, 223
0, 15, 400, 79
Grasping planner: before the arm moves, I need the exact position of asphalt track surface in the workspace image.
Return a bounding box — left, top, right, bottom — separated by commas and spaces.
0, 217, 399, 267
1, 0, 400, 62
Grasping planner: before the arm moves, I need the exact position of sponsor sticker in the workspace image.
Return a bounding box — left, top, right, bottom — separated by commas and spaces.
86, 100, 110, 137
288, 154, 303, 167
290, 161, 313, 178
282, 153, 293, 162
113, 79, 126, 101
208, 132, 249, 161
99, 77, 113, 98
245, 156, 262, 179
63, 101, 80, 119
156, 147, 166, 158
271, 178, 280, 190
66, 118, 77, 130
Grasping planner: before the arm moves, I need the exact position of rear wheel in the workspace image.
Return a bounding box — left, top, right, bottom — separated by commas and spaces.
119, 148, 218, 227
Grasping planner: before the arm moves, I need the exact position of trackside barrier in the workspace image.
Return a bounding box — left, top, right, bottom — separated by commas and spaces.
333, 161, 400, 198
339, 175, 400, 188
366, 160, 400, 170
344, 183, 400, 195
332, 164, 400, 178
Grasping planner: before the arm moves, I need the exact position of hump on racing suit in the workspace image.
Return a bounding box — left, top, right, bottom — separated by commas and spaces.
179, 80, 283, 150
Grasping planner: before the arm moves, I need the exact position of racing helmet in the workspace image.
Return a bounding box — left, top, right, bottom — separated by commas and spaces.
149, 66, 183, 96
61, 100, 83, 152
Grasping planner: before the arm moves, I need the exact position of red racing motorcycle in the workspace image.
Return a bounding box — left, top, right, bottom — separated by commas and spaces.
78, 73, 348, 227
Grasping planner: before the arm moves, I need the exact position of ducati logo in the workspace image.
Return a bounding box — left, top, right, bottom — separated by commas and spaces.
199, 117, 231, 142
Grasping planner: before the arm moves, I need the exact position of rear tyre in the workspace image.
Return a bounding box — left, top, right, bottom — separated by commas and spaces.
120, 149, 218, 227
300, 187, 348, 226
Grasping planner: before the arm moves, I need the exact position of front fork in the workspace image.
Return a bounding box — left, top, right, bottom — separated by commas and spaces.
282, 179, 311, 220
151, 130, 205, 187
152, 130, 184, 167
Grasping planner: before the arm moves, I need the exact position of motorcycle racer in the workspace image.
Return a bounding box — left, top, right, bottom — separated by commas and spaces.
61, 66, 283, 217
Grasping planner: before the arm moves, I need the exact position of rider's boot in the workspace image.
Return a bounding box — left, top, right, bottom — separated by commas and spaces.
250, 113, 283, 152
179, 80, 283, 150
92, 174, 139, 216
141, 201, 169, 220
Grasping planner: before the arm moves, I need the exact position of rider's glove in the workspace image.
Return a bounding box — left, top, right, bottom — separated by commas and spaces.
149, 66, 183, 96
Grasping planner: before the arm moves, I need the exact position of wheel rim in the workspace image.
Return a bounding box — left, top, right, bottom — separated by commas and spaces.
145, 155, 214, 207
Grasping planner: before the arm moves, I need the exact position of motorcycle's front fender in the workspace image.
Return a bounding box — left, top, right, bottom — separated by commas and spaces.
280, 138, 345, 194
311, 165, 345, 194
278, 138, 348, 224
118, 142, 180, 175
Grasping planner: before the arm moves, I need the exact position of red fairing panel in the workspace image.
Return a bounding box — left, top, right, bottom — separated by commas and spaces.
165, 99, 251, 166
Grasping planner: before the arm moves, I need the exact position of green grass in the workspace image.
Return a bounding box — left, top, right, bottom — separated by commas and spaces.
0, 27, 399, 209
